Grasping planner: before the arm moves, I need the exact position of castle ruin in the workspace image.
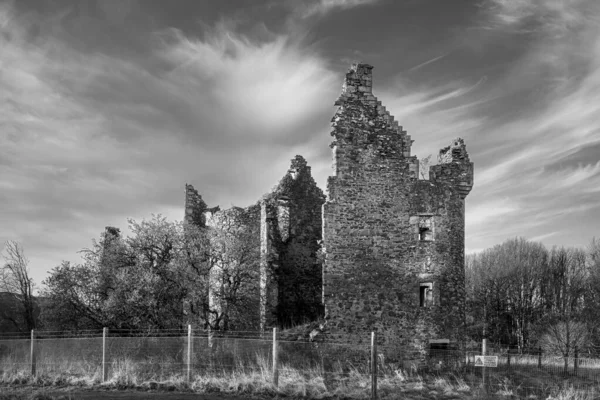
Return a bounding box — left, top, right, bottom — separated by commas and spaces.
184, 63, 473, 348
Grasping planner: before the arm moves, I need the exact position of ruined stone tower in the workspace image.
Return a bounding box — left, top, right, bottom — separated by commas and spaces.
322, 64, 473, 349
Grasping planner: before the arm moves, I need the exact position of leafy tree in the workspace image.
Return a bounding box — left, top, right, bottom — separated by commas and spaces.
42, 213, 262, 332
41, 260, 107, 330
110, 216, 187, 330
42, 215, 186, 331
189, 207, 261, 331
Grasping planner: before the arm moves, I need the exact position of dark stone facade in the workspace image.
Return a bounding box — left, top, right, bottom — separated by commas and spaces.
322, 64, 473, 350
260, 156, 326, 328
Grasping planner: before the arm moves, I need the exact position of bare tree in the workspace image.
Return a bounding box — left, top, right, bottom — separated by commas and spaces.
540, 320, 589, 373
466, 238, 548, 349
1, 241, 36, 331
538, 247, 589, 372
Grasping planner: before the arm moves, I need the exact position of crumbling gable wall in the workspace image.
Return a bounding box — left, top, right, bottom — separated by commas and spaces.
322, 64, 473, 350
260, 156, 326, 328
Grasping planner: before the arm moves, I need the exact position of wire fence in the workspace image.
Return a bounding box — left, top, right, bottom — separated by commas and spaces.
1, 329, 600, 399
428, 343, 600, 398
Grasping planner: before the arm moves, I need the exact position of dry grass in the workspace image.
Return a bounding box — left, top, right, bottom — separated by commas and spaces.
2, 339, 600, 399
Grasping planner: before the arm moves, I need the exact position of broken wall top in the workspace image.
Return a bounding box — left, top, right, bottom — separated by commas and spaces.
184, 183, 208, 227
264, 155, 325, 205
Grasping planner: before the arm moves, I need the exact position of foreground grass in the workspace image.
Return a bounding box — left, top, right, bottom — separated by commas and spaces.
2, 343, 599, 400
1, 363, 599, 400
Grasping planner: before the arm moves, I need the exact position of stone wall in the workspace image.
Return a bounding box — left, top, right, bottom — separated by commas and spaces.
322, 63, 473, 351
261, 156, 326, 328
184, 184, 208, 228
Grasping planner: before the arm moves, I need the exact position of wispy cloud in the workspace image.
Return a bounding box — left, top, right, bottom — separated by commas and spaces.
461, 0, 600, 249
298, 0, 380, 18
0, 3, 337, 282
529, 231, 561, 242
408, 53, 449, 72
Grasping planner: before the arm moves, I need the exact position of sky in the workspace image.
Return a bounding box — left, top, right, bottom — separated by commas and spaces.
1, 0, 600, 286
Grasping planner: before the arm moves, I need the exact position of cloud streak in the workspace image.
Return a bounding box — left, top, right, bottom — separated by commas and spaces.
408, 53, 449, 72
0, 3, 338, 283
298, 0, 380, 18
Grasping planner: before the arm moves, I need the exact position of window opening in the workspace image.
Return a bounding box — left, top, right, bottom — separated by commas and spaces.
419, 227, 432, 241
418, 216, 434, 241
420, 282, 433, 307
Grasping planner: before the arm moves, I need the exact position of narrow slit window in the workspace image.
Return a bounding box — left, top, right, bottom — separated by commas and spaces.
420, 282, 433, 307
418, 216, 434, 241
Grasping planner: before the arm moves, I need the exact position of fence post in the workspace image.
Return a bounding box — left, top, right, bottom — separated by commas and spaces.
30, 329, 36, 377
506, 348, 511, 370
574, 346, 578, 376
538, 346, 542, 369
371, 331, 377, 400
102, 327, 108, 382
481, 338, 487, 392
272, 327, 279, 388
187, 324, 192, 383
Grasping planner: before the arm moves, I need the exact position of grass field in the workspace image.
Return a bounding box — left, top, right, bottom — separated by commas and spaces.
1, 336, 600, 399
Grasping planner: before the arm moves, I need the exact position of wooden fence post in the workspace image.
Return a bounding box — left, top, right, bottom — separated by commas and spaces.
30, 329, 36, 377
481, 338, 487, 391
538, 346, 542, 369
187, 324, 192, 383
371, 332, 377, 400
272, 327, 279, 388
574, 346, 578, 376
102, 327, 108, 382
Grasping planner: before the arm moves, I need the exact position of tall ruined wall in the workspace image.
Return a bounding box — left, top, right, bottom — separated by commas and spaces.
322, 64, 473, 351
261, 156, 326, 328
184, 184, 208, 228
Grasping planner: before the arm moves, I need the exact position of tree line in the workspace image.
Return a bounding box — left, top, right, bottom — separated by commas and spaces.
0, 214, 260, 334
466, 237, 600, 359
2, 215, 599, 357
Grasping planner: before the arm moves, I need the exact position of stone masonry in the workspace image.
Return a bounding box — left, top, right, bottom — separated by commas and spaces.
322, 63, 473, 350
184, 156, 325, 330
